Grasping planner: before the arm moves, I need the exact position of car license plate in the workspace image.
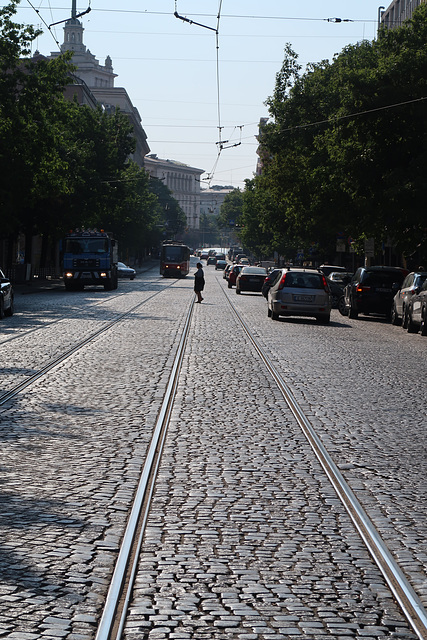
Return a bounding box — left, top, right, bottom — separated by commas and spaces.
82, 272, 92, 278
249, 277, 260, 282
376, 288, 391, 292
293, 295, 314, 302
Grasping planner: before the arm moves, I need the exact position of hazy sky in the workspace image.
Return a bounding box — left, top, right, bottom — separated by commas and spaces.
13, 1, 384, 189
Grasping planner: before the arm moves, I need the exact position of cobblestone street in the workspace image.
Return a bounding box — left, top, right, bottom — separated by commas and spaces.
0, 263, 425, 639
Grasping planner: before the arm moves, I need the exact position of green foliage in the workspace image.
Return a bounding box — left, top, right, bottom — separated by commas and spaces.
0, 1, 168, 263
248, 6, 427, 264
217, 188, 243, 229
148, 176, 186, 238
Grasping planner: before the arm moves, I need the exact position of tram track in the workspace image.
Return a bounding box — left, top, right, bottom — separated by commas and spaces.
0, 280, 178, 407
93, 276, 427, 640
221, 283, 427, 640
0, 272, 161, 347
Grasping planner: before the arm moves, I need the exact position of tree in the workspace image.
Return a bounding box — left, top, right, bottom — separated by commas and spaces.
252, 6, 427, 265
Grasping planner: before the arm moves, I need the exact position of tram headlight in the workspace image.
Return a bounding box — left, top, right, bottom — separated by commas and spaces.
65, 272, 73, 279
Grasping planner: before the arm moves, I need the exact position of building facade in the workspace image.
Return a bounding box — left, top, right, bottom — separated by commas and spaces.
200, 187, 234, 217
380, 0, 426, 27
50, 16, 149, 165
144, 155, 204, 230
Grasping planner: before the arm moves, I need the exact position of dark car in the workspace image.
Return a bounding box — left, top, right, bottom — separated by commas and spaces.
327, 272, 353, 308
262, 269, 281, 299
319, 264, 348, 277
207, 256, 216, 265
117, 262, 136, 279
406, 278, 427, 335
227, 264, 245, 288
215, 259, 227, 270
343, 266, 406, 319
236, 266, 267, 294
391, 271, 427, 327
0, 268, 14, 318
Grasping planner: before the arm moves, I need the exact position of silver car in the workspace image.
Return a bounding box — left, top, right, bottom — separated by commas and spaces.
267, 268, 331, 324
391, 270, 427, 327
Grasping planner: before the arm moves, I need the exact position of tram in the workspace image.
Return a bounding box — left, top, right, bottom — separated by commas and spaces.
160, 241, 191, 277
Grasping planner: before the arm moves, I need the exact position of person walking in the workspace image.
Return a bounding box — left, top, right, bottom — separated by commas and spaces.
194, 262, 205, 303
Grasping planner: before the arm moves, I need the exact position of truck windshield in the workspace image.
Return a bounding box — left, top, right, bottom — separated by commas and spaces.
65, 238, 109, 254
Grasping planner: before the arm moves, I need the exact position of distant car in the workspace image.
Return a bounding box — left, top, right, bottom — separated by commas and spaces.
319, 265, 348, 277
207, 256, 216, 265
117, 262, 136, 279
406, 278, 427, 335
0, 268, 14, 318
239, 257, 250, 266
215, 259, 227, 270
214, 252, 226, 261
234, 253, 247, 264
267, 268, 331, 323
343, 266, 406, 319
328, 271, 353, 284
262, 269, 281, 299
391, 271, 427, 327
228, 264, 245, 288
236, 266, 267, 294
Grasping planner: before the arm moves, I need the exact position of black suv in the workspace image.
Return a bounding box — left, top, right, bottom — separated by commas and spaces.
343, 266, 406, 319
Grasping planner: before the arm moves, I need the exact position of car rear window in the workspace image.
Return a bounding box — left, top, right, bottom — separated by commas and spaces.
361, 272, 404, 287
283, 272, 324, 289
242, 267, 267, 275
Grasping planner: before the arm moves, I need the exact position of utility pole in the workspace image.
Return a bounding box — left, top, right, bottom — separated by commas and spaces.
72, 0, 76, 19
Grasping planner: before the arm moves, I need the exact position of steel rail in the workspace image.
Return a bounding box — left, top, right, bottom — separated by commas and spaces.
0, 270, 161, 347
95, 297, 195, 640
223, 287, 427, 640
0, 285, 174, 407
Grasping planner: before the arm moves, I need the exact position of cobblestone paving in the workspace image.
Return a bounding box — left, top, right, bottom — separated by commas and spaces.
0, 276, 193, 639
220, 273, 427, 606
0, 271, 168, 394
122, 267, 419, 639
0, 262, 424, 639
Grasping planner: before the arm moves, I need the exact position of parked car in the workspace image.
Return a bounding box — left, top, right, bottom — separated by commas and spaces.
228, 264, 245, 288
0, 268, 14, 318
117, 262, 136, 279
223, 264, 232, 280
215, 259, 227, 270
319, 264, 348, 277
235, 266, 267, 294
391, 270, 427, 326
267, 268, 331, 323
326, 272, 353, 308
262, 269, 281, 299
406, 278, 427, 335
343, 266, 406, 319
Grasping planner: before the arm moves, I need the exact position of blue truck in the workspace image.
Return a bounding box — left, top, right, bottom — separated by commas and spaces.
62, 229, 118, 291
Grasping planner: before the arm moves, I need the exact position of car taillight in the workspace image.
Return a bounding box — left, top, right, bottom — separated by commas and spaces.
240, 275, 248, 281
321, 275, 329, 291
278, 273, 287, 289
356, 286, 371, 292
